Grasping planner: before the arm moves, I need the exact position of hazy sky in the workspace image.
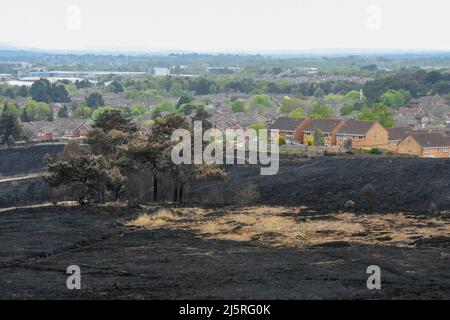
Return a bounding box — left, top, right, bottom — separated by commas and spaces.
1, 0, 449, 52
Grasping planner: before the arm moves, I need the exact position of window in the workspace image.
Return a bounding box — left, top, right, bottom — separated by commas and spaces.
424, 148, 431, 154
438, 147, 449, 153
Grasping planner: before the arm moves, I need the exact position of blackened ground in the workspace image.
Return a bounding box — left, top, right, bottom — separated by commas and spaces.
0, 144, 64, 177
0, 205, 448, 300
193, 156, 450, 214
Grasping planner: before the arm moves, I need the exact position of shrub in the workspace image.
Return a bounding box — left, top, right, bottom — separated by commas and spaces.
369, 148, 382, 155
360, 183, 377, 212
278, 135, 286, 145
313, 129, 325, 146
344, 138, 353, 150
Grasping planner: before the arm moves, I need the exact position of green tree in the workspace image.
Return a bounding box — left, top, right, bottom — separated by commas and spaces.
75, 80, 94, 90
289, 108, 305, 118
280, 97, 311, 113
73, 105, 92, 118
30, 79, 70, 103
311, 104, 334, 119
57, 106, 69, 118
5, 88, 15, 99
2, 102, 20, 115
92, 109, 137, 133
151, 101, 175, 118
313, 129, 325, 146
379, 90, 410, 109
357, 103, 395, 128
106, 80, 124, 93
246, 95, 274, 111
21, 98, 53, 122
18, 85, 29, 97
46, 154, 125, 204
175, 95, 194, 109
313, 88, 325, 99
231, 100, 245, 113
30, 79, 52, 103
432, 81, 450, 95
85, 93, 105, 109
0, 111, 21, 145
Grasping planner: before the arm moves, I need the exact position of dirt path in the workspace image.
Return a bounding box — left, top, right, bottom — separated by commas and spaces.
0, 173, 42, 184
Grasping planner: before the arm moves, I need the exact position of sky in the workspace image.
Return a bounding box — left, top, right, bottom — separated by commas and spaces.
1, 0, 449, 53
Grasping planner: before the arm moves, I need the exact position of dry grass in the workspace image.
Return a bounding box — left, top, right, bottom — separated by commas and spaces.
124, 206, 450, 248
125, 208, 181, 229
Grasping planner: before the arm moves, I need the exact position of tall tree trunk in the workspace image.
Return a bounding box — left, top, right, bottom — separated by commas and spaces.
153, 176, 158, 202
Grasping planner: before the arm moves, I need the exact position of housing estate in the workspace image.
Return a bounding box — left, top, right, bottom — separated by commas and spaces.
22, 119, 91, 141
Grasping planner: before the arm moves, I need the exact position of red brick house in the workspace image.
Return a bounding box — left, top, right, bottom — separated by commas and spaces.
397, 133, 450, 158
269, 117, 308, 143
24, 119, 91, 141
335, 120, 388, 148
302, 119, 345, 146
386, 126, 413, 152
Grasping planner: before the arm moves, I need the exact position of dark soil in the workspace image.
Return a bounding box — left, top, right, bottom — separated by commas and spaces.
198, 156, 450, 214
0, 205, 448, 300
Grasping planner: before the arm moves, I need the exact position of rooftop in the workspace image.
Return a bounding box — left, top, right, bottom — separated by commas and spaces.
269, 117, 305, 131
303, 118, 343, 133
337, 120, 376, 135
409, 132, 450, 148
388, 126, 413, 141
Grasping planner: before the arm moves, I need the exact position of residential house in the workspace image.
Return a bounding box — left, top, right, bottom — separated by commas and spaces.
386, 126, 413, 151
268, 117, 308, 143
335, 120, 388, 149
302, 119, 345, 146
396, 107, 433, 130
24, 119, 91, 141
397, 133, 450, 158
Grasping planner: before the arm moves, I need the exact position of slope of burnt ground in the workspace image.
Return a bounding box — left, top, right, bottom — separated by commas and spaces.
0, 204, 448, 299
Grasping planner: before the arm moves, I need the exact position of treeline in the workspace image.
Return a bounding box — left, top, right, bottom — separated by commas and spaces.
0, 98, 55, 122
0, 79, 70, 103
363, 69, 450, 103
121, 76, 362, 97
120, 69, 450, 100
45, 110, 226, 204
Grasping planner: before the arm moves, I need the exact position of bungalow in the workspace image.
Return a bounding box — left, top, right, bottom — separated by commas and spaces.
269, 117, 308, 143
335, 120, 388, 149
302, 119, 345, 146
397, 132, 450, 158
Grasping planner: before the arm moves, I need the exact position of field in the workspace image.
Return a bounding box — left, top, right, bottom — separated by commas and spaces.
0, 203, 449, 299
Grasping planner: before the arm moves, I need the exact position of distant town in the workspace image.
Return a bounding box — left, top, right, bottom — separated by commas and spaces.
1, 52, 450, 159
